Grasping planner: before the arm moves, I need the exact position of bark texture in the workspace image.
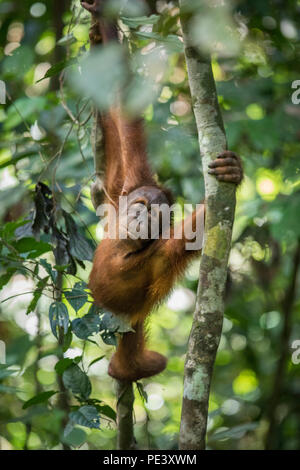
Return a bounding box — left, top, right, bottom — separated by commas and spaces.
90, 108, 105, 210
89, 12, 105, 210
179, 4, 237, 450
116, 381, 136, 450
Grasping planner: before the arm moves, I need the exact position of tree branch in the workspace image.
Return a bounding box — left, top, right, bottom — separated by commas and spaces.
85, 4, 105, 210
55, 271, 71, 450
179, 4, 237, 450
116, 381, 137, 450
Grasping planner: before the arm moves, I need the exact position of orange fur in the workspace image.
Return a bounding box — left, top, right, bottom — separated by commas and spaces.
83, 1, 242, 382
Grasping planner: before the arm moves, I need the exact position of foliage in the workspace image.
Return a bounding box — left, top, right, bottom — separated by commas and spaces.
0, 0, 299, 451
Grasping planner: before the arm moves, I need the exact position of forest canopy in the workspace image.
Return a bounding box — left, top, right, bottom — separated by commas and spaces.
0, 0, 300, 451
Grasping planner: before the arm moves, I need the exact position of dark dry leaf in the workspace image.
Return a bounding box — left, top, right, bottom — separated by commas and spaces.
32, 182, 53, 238
63, 211, 95, 262
52, 227, 70, 265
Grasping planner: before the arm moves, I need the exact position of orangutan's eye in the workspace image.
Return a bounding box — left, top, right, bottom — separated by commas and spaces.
128, 203, 147, 219
133, 198, 148, 207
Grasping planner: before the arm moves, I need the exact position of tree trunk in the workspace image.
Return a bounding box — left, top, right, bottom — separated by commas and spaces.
179, 4, 237, 450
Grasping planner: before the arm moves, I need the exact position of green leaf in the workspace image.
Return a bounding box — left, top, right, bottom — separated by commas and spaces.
5, 335, 32, 366
69, 44, 126, 112
134, 32, 184, 52
62, 364, 91, 400
22, 391, 58, 410
1, 219, 29, 240
105, 0, 147, 18
0, 148, 39, 170
136, 382, 148, 402
210, 423, 258, 441
88, 355, 105, 368
49, 302, 69, 339
26, 276, 49, 315
3, 45, 34, 78
0, 384, 19, 393
12, 237, 51, 258
36, 59, 76, 83
0, 186, 27, 219
0, 272, 14, 289
72, 311, 101, 340
57, 33, 77, 46
4, 96, 47, 130
63, 427, 87, 447
121, 14, 159, 28
64, 283, 88, 312
39, 258, 57, 283
63, 421, 74, 437
54, 358, 74, 375
69, 405, 100, 429
101, 331, 117, 346
63, 327, 73, 353
0, 365, 19, 380
97, 404, 116, 422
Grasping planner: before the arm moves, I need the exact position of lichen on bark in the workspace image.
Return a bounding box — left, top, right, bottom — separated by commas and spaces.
179, 2, 237, 450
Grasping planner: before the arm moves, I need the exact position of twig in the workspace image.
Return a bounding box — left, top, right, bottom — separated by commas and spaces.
54, 271, 71, 450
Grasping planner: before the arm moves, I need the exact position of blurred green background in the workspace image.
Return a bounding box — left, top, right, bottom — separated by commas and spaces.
0, 0, 300, 450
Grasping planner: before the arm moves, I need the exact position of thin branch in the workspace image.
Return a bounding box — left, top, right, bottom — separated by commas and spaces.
116, 381, 137, 450
59, 74, 80, 125
54, 271, 71, 451
0, 290, 53, 304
